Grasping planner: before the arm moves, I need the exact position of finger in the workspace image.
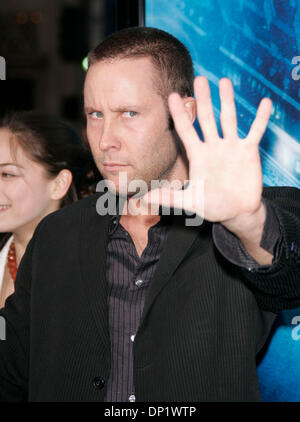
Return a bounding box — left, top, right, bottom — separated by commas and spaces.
194, 76, 219, 142
168, 92, 202, 159
141, 188, 186, 214
247, 98, 272, 144
219, 78, 238, 139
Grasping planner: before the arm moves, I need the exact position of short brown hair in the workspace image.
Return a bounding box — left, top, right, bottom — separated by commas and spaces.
88, 26, 194, 101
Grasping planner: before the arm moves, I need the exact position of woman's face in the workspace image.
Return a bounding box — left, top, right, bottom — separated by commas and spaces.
0, 128, 58, 237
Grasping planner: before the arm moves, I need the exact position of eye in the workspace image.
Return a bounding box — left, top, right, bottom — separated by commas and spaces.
89, 111, 103, 119
123, 111, 138, 118
1, 172, 16, 179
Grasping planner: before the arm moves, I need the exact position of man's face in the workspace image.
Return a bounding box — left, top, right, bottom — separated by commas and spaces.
84, 57, 179, 196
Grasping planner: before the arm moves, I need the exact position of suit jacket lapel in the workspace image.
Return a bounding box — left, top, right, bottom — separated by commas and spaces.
140, 214, 207, 327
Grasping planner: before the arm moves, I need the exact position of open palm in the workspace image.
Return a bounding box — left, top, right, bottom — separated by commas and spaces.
143, 76, 272, 232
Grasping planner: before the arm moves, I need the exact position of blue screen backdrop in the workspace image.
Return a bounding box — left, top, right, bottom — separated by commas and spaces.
146, 0, 300, 188
146, 0, 300, 401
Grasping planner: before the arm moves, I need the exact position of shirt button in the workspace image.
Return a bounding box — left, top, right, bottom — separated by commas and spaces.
135, 279, 143, 287
93, 377, 105, 390
128, 394, 136, 402
130, 334, 135, 342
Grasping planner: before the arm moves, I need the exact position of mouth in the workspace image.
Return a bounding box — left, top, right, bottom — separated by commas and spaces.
103, 163, 129, 172
0, 205, 11, 213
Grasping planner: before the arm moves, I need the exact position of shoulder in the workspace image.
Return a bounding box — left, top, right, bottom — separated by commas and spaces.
262, 186, 300, 215
34, 193, 101, 236
262, 186, 300, 201
46, 193, 99, 220
262, 186, 300, 221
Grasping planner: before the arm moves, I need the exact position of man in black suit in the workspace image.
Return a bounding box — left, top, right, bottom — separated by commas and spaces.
0, 27, 300, 402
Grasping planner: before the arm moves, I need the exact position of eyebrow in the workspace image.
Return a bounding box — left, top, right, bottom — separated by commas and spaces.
0, 163, 24, 169
84, 107, 95, 114
84, 105, 142, 114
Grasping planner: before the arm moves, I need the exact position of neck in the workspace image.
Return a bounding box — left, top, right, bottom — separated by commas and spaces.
120, 200, 160, 228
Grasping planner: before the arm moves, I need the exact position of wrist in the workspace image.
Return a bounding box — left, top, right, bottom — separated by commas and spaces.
222, 202, 266, 245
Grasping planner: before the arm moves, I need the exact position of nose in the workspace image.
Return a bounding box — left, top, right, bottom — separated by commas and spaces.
99, 118, 121, 152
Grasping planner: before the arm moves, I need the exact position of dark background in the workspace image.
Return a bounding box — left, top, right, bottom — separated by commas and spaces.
0, 0, 143, 130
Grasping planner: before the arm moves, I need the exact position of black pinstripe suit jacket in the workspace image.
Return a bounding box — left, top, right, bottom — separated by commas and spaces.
0, 187, 299, 401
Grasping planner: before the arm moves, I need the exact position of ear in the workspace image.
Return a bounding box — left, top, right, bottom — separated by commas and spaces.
50, 169, 73, 201
182, 97, 197, 124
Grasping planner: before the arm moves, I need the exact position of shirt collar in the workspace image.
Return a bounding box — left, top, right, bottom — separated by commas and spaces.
107, 181, 190, 236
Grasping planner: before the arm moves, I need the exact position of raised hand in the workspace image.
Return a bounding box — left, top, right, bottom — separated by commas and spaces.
143, 76, 272, 237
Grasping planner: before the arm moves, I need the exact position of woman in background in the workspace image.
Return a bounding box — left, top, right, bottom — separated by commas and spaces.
0, 111, 97, 308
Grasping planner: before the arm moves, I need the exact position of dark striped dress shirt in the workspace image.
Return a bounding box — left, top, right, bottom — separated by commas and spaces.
104, 214, 172, 402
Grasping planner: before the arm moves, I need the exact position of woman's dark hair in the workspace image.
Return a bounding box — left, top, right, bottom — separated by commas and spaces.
1, 110, 96, 204
0, 110, 100, 246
